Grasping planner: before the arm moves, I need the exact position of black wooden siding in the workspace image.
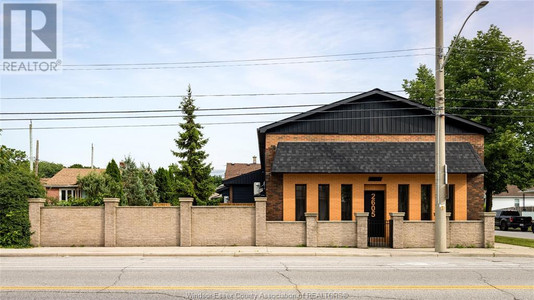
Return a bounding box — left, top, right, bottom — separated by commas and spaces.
232, 185, 255, 203
268, 96, 474, 135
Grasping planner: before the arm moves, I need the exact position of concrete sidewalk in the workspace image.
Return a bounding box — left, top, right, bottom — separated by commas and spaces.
1, 243, 533, 257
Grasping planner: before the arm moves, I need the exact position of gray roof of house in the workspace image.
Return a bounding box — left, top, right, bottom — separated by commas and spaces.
271, 142, 486, 174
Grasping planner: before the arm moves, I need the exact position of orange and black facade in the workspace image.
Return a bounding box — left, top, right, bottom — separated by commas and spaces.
257, 89, 491, 222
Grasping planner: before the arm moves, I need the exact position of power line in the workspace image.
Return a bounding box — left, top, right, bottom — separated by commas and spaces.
1, 91, 403, 100
63, 47, 437, 67
2, 113, 532, 131
448, 107, 534, 111
60, 47, 533, 68
1, 114, 435, 131
62, 54, 434, 71
0, 100, 406, 115
0, 104, 325, 115
3, 89, 532, 101
2, 106, 533, 122
0, 106, 426, 122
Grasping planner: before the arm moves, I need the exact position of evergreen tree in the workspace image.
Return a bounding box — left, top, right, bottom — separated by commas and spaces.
402, 25, 534, 211
140, 163, 159, 205
172, 85, 215, 205
105, 159, 121, 182
155, 167, 174, 204
105, 159, 123, 199
120, 156, 147, 206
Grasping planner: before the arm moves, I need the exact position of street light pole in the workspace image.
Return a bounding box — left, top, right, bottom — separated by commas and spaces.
434, 0, 446, 253
434, 0, 488, 253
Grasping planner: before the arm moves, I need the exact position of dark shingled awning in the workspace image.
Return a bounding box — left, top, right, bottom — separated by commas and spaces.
271, 142, 486, 174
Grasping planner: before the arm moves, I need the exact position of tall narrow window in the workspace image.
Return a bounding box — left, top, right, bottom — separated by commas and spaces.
398, 184, 409, 220
341, 185, 352, 221
421, 185, 432, 220
295, 185, 307, 221
446, 184, 455, 220
318, 184, 330, 221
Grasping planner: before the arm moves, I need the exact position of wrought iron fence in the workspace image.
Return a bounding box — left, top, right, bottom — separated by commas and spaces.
368, 220, 392, 247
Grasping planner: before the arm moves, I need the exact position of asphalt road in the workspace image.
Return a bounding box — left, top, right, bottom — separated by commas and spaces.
1, 256, 534, 300
495, 228, 534, 240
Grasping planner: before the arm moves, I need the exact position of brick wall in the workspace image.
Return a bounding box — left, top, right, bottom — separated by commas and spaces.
317, 221, 357, 247
28, 198, 494, 248
449, 221, 484, 247
40, 207, 104, 246
265, 221, 306, 246
402, 218, 492, 248
264, 133, 485, 221
265, 145, 283, 221
116, 207, 180, 246
402, 221, 435, 248
467, 174, 485, 220
191, 207, 255, 246
46, 188, 59, 199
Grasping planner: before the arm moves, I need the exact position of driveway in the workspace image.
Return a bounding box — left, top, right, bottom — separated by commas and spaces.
495, 228, 534, 240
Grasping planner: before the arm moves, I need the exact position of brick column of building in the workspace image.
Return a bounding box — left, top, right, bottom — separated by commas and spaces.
355, 212, 369, 249
180, 197, 193, 247
255, 197, 267, 246
481, 212, 496, 248
104, 198, 119, 247
305, 212, 318, 247
389, 212, 405, 249
27, 198, 45, 246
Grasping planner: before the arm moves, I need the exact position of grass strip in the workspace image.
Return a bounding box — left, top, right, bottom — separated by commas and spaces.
496, 235, 534, 248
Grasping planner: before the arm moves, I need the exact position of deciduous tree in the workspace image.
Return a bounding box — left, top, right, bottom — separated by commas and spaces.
402, 25, 534, 211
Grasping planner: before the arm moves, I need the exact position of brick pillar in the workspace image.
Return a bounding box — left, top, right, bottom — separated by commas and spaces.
28, 198, 45, 246
467, 174, 484, 220
481, 212, 496, 248
255, 197, 267, 246
355, 212, 369, 249
180, 197, 193, 247
446, 212, 451, 247
104, 198, 119, 247
305, 212, 318, 247
389, 212, 404, 249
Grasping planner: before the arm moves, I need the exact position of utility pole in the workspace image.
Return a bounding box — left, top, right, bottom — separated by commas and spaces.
35, 140, 40, 176
434, 0, 447, 253
434, 0, 489, 253
91, 143, 94, 169
29, 120, 33, 172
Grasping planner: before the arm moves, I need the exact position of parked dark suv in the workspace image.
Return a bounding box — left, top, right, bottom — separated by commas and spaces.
495, 211, 532, 231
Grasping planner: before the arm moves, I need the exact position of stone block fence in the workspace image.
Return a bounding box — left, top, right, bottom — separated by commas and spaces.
27, 197, 495, 248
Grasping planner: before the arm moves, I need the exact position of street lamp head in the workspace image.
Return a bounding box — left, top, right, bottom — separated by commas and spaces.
475, 1, 489, 11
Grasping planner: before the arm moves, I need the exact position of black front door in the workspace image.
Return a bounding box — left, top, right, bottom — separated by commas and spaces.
365, 191, 385, 238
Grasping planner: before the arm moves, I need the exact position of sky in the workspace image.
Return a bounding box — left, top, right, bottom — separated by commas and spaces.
1, 0, 533, 176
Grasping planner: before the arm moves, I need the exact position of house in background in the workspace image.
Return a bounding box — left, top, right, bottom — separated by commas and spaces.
44, 168, 105, 200
217, 157, 263, 203
257, 88, 491, 222
493, 185, 534, 216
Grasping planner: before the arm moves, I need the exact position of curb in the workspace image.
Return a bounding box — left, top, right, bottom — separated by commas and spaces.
2, 251, 533, 258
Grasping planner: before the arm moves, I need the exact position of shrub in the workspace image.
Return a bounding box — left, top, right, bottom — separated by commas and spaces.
0, 146, 44, 247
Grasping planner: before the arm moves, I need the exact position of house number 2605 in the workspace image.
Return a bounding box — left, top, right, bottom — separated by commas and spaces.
371, 193, 376, 218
